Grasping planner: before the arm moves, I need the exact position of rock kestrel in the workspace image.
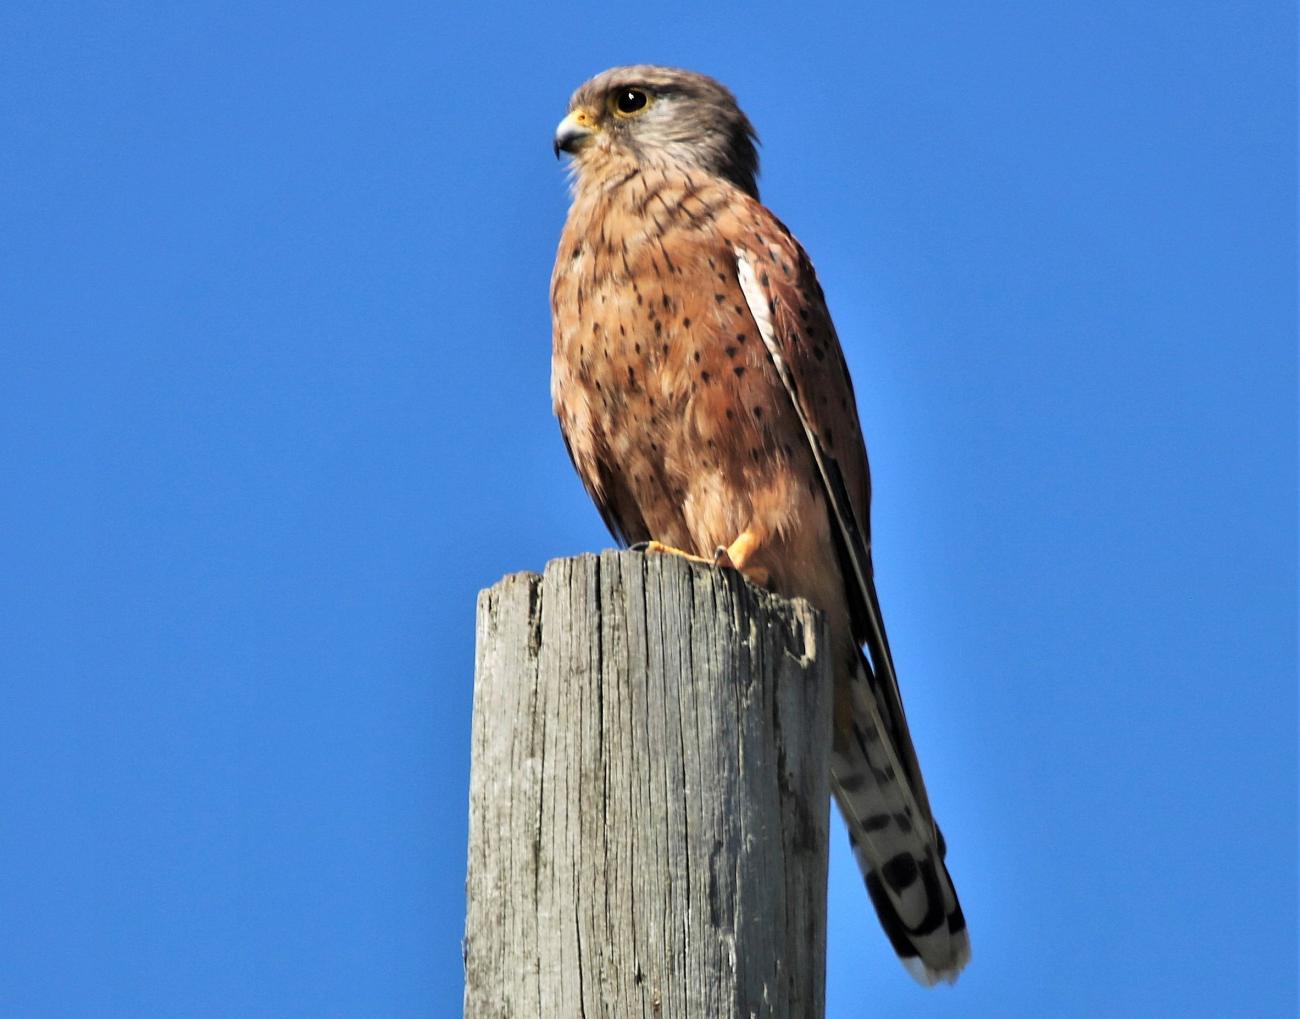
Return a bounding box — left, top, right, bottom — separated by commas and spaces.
550, 65, 969, 984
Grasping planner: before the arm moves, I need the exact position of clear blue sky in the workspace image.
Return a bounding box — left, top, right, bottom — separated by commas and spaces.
1, 3, 1294, 1016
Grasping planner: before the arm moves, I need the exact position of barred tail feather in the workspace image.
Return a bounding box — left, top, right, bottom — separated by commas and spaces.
831, 651, 970, 985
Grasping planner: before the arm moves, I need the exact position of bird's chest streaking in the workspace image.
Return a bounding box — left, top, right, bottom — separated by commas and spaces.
550, 168, 809, 558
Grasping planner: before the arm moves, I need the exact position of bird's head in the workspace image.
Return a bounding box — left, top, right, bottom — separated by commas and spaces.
554, 65, 759, 198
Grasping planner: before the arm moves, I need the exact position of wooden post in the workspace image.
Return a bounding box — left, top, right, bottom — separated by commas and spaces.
463, 550, 832, 1019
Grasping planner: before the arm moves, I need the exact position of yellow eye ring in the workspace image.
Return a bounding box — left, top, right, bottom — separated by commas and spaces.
609, 88, 651, 118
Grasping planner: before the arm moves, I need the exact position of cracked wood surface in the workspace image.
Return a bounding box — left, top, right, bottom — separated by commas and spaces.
464, 550, 831, 1018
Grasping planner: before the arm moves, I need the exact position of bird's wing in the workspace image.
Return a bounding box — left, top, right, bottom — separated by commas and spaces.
727, 211, 937, 831
729, 210, 969, 984
556, 426, 650, 548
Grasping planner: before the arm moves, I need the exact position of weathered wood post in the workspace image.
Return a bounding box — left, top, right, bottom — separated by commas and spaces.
463, 550, 832, 1018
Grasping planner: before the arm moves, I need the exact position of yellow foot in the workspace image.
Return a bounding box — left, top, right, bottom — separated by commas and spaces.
717, 531, 770, 588
632, 535, 770, 587
634, 540, 713, 566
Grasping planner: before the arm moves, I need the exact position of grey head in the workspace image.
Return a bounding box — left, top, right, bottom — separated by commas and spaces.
554, 65, 760, 198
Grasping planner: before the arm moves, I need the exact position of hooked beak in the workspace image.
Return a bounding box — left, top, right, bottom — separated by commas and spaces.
553, 108, 598, 158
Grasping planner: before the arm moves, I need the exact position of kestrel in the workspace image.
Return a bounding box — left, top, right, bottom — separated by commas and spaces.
550, 65, 969, 984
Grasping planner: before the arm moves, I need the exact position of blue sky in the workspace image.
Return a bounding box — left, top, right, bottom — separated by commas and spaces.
1, 2, 1294, 1016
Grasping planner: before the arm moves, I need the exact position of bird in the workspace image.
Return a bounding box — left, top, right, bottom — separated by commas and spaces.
549, 65, 969, 985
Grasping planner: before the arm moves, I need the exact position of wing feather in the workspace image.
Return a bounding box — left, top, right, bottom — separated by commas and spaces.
732, 232, 937, 832
556, 421, 650, 548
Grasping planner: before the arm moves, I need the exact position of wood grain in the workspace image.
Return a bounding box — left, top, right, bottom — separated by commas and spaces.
464, 550, 831, 1018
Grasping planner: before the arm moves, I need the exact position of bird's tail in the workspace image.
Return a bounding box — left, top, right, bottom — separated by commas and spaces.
830, 648, 970, 985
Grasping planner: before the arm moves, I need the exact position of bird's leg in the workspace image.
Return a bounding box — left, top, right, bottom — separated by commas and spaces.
630, 540, 713, 565
713, 530, 770, 587
631, 534, 770, 587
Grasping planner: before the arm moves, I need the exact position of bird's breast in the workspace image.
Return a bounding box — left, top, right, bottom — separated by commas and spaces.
551, 173, 805, 554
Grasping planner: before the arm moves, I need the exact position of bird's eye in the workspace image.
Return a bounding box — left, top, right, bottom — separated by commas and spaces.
611, 88, 650, 117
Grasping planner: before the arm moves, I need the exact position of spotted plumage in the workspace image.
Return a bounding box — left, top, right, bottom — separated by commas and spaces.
550, 65, 969, 984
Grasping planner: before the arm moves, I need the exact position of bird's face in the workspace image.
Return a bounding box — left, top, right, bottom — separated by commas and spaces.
554, 65, 759, 198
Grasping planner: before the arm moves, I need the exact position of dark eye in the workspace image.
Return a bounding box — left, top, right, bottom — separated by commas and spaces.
612, 88, 649, 116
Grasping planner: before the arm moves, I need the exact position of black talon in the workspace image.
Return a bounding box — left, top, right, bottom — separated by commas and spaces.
629, 541, 651, 552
